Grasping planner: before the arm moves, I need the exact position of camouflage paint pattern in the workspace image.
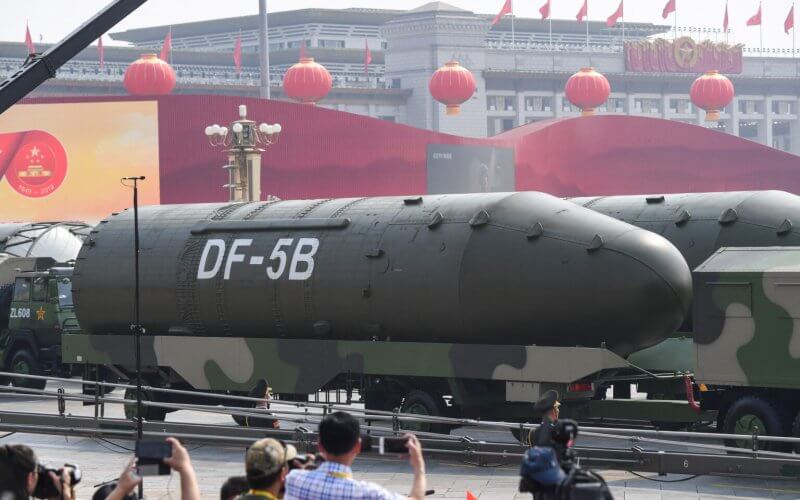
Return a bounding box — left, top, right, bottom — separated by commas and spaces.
694, 247, 800, 388
61, 334, 628, 393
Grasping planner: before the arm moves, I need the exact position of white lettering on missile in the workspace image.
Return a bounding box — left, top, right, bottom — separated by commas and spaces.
197, 239, 226, 279
267, 238, 294, 280
224, 239, 253, 279
197, 237, 320, 280
289, 237, 320, 280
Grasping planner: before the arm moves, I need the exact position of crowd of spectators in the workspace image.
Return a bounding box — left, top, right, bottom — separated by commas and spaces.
0, 411, 427, 500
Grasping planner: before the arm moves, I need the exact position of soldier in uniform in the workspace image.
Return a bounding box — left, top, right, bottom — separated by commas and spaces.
528, 390, 561, 448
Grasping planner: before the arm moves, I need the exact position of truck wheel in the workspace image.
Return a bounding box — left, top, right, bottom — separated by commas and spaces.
790, 411, 800, 453
363, 391, 402, 412
9, 350, 46, 390
510, 426, 533, 445
124, 388, 167, 422
722, 395, 790, 452
400, 390, 452, 435
232, 380, 279, 428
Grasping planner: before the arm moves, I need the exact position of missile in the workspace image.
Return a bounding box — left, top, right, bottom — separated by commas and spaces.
73, 192, 692, 356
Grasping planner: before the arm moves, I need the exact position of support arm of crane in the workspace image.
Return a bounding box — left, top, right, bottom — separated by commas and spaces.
0, 0, 149, 115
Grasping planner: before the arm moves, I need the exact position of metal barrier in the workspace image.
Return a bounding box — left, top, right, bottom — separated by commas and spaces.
3, 371, 800, 478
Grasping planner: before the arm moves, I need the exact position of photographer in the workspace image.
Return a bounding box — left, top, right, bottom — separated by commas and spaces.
519, 418, 613, 500
0, 444, 74, 500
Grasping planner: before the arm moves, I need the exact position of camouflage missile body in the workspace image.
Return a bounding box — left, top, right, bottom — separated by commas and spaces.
570, 190, 800, 273
67, 192, 692, 394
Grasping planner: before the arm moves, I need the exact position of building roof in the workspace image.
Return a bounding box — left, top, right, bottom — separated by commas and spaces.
409, 2, 470, 13
0, 42, 384, 67
111, 6, 670, 43
111, 8, 405, 43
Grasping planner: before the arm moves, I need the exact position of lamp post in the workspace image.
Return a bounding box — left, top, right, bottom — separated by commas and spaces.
121, 175, 145, 500
204, 104, 281, 202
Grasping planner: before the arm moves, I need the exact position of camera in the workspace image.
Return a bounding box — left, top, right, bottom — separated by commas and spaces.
33, 464, 82, 499
519, 420, 612, 500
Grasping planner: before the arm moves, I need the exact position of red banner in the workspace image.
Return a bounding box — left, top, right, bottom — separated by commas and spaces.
625, 37, 743, 74
0, 130, 67, 198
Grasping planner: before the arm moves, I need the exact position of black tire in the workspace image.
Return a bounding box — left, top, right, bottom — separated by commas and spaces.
722, 395, 790, 453
651, 421, 688, 431
790, 410, 800, 453
400, 390, 452, 435
232, 380, 279, 428
363, 391, 402, 412
124, 388, 167, 422
9, 350, 46, 390
510, 426, 533, 445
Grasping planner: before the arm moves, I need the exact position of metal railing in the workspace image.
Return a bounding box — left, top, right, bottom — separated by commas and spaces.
0, 372, 800, 463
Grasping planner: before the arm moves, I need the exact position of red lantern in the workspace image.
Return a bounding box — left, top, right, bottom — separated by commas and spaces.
283, 57, 332, 105
124, 53, 176, 95
429, 61, 476, 116
690, 70, 735, 122
565, 67, 611, 116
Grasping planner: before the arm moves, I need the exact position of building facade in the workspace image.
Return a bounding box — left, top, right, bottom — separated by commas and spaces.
2, 2, 799, 153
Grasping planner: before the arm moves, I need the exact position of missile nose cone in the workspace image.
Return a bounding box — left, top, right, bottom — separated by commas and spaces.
607, 228, 693, 354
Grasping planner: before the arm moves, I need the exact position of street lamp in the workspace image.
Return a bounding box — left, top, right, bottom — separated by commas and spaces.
121, 175, 145, 500
205, 104, 281, 202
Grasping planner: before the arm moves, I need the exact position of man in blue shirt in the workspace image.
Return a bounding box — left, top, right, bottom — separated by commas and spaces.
284, 412, 427, 500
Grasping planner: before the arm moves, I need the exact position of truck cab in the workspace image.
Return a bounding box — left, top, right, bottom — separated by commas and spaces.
0, 255, 77, 389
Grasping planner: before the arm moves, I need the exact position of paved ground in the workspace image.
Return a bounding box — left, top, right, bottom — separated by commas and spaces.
3, 382, 800, 499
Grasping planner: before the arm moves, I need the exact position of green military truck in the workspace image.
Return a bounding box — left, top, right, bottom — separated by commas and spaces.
0, 254, 78, 389
689, 246, 800, 451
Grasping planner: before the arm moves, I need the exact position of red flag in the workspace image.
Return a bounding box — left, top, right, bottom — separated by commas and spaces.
539, 0, 550, 20
662, 0, 676, 19
159, 29, 172, 61
606, 0, 623, 27
785, 4, 795, 34
466, 492, 478, 500
576, 0, 588, 23
98, 36, 104, 69
491, 0, 512, 25
364, 38, 372, 76
747, 2, 762, 26
233, 36, 242, 73
24, 24, 35, 55
723, 1, 729, 31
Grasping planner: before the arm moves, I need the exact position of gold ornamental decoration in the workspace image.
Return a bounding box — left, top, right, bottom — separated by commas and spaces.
673, 37, 699, 69
625, 38, 743, 74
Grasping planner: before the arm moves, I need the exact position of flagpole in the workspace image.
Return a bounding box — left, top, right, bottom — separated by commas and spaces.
622, 0, 625, 48
726, 1, 729, 44
585, 2, 589, 51
549, 18, 552, 51
511, 0, 515, 49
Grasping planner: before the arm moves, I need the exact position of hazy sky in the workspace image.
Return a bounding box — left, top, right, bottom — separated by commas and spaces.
3, 0, 799, 51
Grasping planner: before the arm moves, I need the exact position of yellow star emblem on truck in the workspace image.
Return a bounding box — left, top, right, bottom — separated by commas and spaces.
36, 307, 45, 320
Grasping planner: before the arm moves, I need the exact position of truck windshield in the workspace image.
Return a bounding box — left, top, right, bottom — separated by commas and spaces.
57, 278, 73, 308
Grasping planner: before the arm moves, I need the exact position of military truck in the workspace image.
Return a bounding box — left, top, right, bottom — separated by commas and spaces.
0, 254, 78, 390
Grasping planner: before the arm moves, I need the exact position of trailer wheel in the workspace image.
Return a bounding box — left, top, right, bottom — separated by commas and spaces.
124, 388, 167, 422
510, 426, 533, 445
722, 395, 789, 452
400, 390, 452, 435
790, 411, 800, 453
9, 349, 46, 390
232, 380, 279, 429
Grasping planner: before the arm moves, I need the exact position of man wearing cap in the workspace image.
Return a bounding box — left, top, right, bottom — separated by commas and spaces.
239, 438, 297, 500
528, 389, 561, 448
